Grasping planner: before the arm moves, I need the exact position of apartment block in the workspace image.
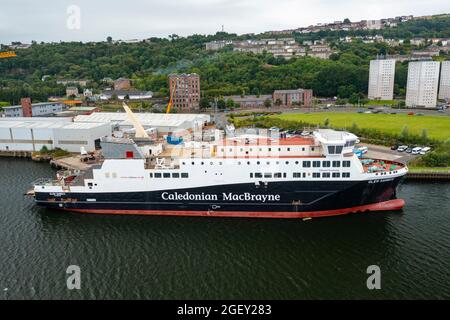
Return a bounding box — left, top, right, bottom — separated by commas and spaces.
438, 61, 450, 100
273, 89, 313, 107
368, 59, 396, 100
406, 61, 440, 108
169, 73, 201, 111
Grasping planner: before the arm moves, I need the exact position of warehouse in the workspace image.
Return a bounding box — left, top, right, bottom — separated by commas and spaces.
74, 112, 210, 135
0, 120, 111, 153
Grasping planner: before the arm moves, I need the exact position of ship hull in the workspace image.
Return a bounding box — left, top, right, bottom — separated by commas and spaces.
34, 177, 405, 218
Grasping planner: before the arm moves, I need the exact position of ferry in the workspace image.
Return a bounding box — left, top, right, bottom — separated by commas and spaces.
31, 117, 408, 218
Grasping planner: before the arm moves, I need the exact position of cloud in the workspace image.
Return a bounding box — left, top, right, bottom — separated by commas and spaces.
0, 0, 448, 43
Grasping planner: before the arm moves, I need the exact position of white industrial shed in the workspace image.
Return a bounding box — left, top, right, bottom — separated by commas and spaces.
0, 120, 111, 153
74, 112, 210, 134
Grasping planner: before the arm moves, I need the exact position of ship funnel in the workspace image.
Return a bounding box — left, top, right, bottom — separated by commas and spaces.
122, 102, 149, 139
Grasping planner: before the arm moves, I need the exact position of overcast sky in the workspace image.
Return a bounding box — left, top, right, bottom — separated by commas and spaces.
0, 0, 449, 43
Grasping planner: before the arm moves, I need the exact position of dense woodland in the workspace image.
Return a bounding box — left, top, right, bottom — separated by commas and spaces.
0, 15, 449, 105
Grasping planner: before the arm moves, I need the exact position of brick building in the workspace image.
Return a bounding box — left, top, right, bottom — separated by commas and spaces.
273, 89, 313, 107
168, 73, 201, 111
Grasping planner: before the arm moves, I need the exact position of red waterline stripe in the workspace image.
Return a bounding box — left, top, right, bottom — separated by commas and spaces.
62, 199, 405, 219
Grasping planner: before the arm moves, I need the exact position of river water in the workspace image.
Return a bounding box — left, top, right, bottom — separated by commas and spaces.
0, 158, 449, 299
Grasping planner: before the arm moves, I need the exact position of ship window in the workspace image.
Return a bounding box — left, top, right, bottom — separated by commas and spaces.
172, 173, 180, 178
295, 161, 299, 164
302, 147, 305, 151
313, 172, 320, 178
323, 161, 330, 167
343, 161, 351, 167
343, 172, 351, 178
191, 162, 195, 165
283, 173, 287, 178
264, 173, 272, 178
88, 182, 93, 187
287, 148, 291, 151
332, 161, 340, 167
274, 173, 282, 178
255, 173, 263, 178
181, 173, 189, 178
250, 173, 253, 178
322, 172, 330, 178
336, 146, 343, 154
293, 172, 301, 178
257, 161, 260, 165
311, 147, 315, 151
201, 162, 204, 165
268, 148, 271, 151
278, 148, 281, 151
332, 172, 340, 178
247, 161, 250, 165
155, 173, 162, 178
105, 172, 110, 178
302, 161, 311, 168
285, 161, 289, 164
302, 172, 306, 178
163, 173, 170, 178
328, 146, 335, 154
149, 173, 153, 178
313, 161, 321, 167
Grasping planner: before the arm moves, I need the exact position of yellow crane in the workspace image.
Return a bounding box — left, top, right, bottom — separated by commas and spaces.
0, 51, 17, 59
166, 79, 177, 114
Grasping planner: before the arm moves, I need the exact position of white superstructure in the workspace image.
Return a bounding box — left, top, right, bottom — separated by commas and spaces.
368, 59, 396, 100
406, 61, 440, 108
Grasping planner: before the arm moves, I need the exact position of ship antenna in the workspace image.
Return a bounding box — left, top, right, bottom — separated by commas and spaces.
122, 102, 149, 138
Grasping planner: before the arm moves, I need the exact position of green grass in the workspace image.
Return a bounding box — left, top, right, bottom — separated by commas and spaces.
272, 113, 450, 141
408, 167, 450, 173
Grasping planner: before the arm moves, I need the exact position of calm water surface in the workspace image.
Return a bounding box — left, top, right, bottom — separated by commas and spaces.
0, 158, 449, 299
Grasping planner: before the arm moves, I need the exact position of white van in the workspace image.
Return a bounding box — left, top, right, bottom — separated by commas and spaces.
412, 147, 422, 155
419, 147, 431, 155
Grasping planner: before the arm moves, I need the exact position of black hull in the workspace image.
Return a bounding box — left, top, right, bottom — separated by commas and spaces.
34, 177, 405, 218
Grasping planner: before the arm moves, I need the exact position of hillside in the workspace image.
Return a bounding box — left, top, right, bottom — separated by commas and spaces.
0, 14, 449, 105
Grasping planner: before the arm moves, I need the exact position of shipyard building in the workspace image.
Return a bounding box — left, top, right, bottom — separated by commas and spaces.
0, 118, 111, 152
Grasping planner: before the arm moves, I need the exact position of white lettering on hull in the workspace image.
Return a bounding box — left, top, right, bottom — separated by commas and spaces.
161, 192, 281, 202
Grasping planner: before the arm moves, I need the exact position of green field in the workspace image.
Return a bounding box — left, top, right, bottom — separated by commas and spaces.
272, 113, 450, 141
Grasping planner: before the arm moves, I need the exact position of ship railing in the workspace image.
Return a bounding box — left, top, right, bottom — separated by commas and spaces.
32, 178, 62, 187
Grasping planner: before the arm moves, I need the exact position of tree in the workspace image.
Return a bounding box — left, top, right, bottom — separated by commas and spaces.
324, 118, 330, 127
200, 97, 211, 110
217, 98, 226, 110
348, 93, 360, 105
343, 18, 351, 24
275, 99, 282, 106
264, 99, 272, 108
226, 98, 235, 109
107, 36, 113, 43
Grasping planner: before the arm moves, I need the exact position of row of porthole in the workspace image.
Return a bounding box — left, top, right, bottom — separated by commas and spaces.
182, 160, 350, 168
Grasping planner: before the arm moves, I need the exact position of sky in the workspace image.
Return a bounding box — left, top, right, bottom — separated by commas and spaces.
0, 0, 449, 43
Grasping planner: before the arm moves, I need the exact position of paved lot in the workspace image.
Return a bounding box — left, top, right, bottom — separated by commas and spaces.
362, 143, 418, 164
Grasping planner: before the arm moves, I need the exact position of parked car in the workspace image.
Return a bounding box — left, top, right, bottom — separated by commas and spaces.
397, 145, 408, 152
391, 145, 399, 150
357, 146, 368, 154
406, 147, 413, 153
412, 147, 422, 155
408, 112, 414, 116
419, 147, 431, 155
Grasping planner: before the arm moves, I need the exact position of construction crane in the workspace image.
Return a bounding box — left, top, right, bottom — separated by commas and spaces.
166, 79, 177, 114
0, 51, 17, 59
